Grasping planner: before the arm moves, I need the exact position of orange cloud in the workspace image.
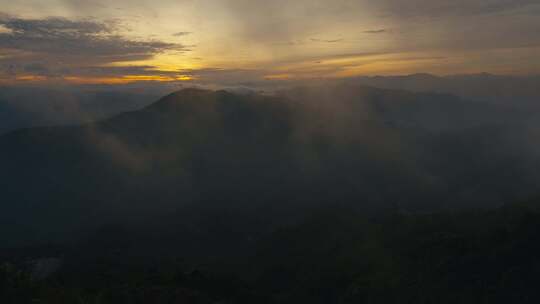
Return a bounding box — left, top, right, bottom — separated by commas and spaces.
63, 75, 194, 85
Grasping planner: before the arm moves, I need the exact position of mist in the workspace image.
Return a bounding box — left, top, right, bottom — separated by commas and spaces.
2, 1, 540, 303
3, 78, 540, 304
2, 82, 540, 247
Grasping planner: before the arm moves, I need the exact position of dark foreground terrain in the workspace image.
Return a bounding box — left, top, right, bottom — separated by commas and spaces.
3, 201, 540, 304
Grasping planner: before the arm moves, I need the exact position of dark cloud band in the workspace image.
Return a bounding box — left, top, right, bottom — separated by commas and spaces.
0, 14, 188, 80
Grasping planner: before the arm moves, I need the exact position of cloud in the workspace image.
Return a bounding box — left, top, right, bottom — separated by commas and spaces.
0, 24, 12, 34
377, 0, 540, 18
0, 15, 184, 62
310, 38, 343, 43
0, 13, 190, 82
23, 63, 51, 74
0, 62, 192, 84
172, 31, 192, 37
363, 29, 387, 34
1, 1, 540, 83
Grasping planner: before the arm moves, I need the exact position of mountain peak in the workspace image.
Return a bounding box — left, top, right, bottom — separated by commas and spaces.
145, 88, 230, 111
158, 88, 223, 103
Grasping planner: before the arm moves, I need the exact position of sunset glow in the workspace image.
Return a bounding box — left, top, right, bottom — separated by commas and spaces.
0, 0, 539, 85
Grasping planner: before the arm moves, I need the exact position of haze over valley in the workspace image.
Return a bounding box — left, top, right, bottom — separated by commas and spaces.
1, 1, 540, 303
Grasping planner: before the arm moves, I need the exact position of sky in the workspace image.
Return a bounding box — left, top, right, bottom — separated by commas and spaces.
0, 0, 539, 86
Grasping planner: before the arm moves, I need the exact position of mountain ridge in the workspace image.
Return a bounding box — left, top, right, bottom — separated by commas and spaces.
1, 85, 539, 248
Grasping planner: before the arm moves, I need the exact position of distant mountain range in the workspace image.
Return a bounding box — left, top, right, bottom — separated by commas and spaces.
1, 74, 538, 135
346, 73, 540, 107
1, 85, 540, 248
0, 86, 165, 134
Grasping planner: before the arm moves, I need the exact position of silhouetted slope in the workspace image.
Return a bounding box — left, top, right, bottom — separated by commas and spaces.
0, 87, 538, 247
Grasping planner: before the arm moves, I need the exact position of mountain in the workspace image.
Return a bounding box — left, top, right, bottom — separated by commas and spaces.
0, 86, 162, 134
1, 86, 539, 248
280, 84, 529, 132
347, 73, 540, 107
